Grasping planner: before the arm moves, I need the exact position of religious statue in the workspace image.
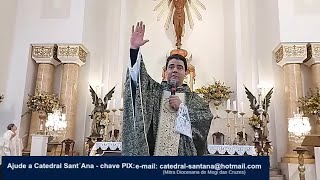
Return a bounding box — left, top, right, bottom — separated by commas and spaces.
244, 85, 273, 139
154, 0, 206, 48
89, 85, 115, 137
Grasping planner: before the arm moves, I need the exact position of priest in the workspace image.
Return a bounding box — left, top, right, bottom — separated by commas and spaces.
1, 124, 22, 157
122, 21, 213, 156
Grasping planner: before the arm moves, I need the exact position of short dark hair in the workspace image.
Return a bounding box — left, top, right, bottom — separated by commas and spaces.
7, 123, 15, 130
166, 54, 188, 72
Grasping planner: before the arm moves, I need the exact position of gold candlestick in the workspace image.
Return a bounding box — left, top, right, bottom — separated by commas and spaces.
104, 109, 111, 141
239, 112, 246, 145
119, 108, 123, 141
111, 108, 117, 141
225, 109, 232, 145
232, 110, 239, 145
294, 147, 308, 180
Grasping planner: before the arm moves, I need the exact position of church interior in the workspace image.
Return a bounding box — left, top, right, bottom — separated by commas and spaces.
0, 0, 320, 179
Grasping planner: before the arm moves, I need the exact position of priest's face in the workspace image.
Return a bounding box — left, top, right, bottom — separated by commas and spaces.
166, 59, 187, 86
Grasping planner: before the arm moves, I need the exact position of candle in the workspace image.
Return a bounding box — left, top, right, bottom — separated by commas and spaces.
243, 125, 246, 141
258, 92, 262, 106
226, 99, 230, 110
112, 99, 116, 109
107, 100, 111, 110
240, 102, 244, 113
233, 100, 237, 111
120, 98, 124, 108
258, 88, 262, 95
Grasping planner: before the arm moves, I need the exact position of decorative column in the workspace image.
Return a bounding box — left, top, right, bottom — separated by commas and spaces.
28, 44, 60, 148
57, 44, 88, 140
274, 43, 313, 162
304, 43, 320, 134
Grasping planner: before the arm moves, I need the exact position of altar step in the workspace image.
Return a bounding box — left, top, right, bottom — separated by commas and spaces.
270, 168, 285, 180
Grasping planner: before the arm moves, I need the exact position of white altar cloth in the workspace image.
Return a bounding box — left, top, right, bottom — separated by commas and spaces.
89, 142, 122, 156
207, 145, 257, 156
89, 142, 257, 156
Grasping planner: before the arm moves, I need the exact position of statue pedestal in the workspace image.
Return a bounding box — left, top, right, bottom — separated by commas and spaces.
30, 134, 50, 156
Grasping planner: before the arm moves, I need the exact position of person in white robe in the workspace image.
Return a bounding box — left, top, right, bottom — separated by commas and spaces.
1, 124, 22, 157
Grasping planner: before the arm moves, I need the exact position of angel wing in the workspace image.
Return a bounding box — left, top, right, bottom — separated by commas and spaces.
188, 0, 204, 21
89, 85, 99, 106
262, 87, 274, 112
165, 1, 174, 30
244, 85, 257, 112
154, 0, 170, 11
103, 85, 116, 109
185, 2, 194, 29
193, 0, 206, 10
154, 0, 171, 21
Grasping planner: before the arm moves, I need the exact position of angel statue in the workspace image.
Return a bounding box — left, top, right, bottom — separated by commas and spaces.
154, 0, 206, 48
244, 85, 273, 139
89, 85, 116, 137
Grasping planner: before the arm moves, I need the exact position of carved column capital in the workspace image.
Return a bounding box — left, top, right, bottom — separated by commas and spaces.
56, 44, 89, 66
31, 44, 60, 66
304, 43, 320, 67
274, 43, 309, 67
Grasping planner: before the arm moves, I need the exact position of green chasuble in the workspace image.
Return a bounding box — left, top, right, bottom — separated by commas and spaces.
123, 59, 213, 156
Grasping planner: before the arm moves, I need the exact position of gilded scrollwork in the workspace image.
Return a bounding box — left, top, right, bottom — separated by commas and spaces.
31, 44, 60, 66
312, 44, 320, 58
59, 46, 77, 57
58, 45, 88, 63
283, 45, 306, 58
274, 43, 308, 66
78, 47, 87, 63
275, 46, 283, 63
32, 46, 53, 58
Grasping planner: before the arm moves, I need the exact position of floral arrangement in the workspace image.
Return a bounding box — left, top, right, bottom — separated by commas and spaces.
26, 90, 61, 114
194, 80, 233, 102
248, 114, 261, 129
299, 88, 320, 118
0, 94, 3, 103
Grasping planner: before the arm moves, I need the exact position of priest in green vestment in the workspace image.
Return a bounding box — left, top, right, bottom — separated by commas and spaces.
123, 21, 213, 156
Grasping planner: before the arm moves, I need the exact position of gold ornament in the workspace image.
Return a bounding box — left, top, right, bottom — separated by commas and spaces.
194, 80, 233, 102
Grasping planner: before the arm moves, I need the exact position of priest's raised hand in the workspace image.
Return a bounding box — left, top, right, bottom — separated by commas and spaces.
130, 21, 149, 49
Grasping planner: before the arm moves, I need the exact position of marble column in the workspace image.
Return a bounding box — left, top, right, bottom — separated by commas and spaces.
57, 44, 88, 140
28, 44, 60, 148
304, 43, 320, 134
275, 43, 314, 163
